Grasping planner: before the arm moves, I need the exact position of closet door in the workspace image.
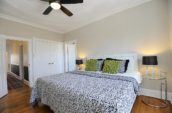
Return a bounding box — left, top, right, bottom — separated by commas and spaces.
33, 39, 64, 81
57, 42, 64, 73
50, 42, 64, 75
33, 39, 51, 79
0, 38, 8, 98
49, 41, 56, 75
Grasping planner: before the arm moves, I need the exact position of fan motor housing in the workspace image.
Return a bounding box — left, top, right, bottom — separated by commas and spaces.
61, 0, 83, 4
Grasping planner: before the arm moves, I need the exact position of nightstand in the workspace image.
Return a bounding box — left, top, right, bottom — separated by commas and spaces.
142, 74, 168, 108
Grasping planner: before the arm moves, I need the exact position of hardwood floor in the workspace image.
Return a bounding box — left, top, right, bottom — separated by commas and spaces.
0, 86, 171, 113
0, 86, 53, 113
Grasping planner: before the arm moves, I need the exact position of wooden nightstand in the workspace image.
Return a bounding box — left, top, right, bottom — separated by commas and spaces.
142, 74, 168, 108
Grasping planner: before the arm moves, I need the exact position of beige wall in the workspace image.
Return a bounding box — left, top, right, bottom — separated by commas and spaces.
0, 18, 63, 41
10, 40, 20, 65
6, 40, 29, 66
23, 41, 29, 66
65, 0, 172, 92
169, 0, 172, 48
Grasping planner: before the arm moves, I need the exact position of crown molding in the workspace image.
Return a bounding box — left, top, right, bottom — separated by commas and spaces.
0, 13, 64, 34
66, 0, 152, 33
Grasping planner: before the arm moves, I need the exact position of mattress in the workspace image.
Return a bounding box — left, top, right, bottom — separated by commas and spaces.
117, 72, 142, 84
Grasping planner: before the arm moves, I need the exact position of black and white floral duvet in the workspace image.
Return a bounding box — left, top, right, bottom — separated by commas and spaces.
30, 71, 139, 113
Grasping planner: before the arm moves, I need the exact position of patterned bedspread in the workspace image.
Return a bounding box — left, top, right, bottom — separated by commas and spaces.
30, 71, 139, 113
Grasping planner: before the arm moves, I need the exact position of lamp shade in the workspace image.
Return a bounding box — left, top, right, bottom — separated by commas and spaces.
76, 59, 83, 65
142, 56, 158, 65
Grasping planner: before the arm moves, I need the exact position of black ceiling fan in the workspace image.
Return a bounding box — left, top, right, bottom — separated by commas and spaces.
41, 0, 83, 17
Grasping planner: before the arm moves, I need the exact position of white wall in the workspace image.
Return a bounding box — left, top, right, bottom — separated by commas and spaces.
0, 18, 64, 41
65, 0, 172, 92
6, 41, 11, 72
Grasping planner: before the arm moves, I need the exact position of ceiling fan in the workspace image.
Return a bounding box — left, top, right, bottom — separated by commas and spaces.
41, 0, 83, 17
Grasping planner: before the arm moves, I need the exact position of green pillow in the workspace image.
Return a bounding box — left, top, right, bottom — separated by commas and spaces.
85, 59, 98, 71
102, 60, 120, 74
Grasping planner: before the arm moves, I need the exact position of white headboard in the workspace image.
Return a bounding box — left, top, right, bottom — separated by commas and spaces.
88, 53, 139, 73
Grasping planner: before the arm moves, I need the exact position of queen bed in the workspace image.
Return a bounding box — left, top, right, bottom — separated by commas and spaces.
30, 54, 142, 113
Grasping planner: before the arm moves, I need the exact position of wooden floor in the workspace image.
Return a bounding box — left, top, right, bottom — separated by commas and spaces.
0, 86, 171, 113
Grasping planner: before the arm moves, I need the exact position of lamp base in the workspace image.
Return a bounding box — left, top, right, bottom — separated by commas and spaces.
142, 96, 169, 108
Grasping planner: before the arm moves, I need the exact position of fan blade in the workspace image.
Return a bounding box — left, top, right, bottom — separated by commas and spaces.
61, 0, 83, 4
40, 0, 56, 2
40, 0, 49, 2
60, 5, 73, 16
43, 6, 53, 15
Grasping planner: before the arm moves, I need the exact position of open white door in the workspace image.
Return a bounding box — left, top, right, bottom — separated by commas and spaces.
0, 38, 8, 98
65, 41, 76, 72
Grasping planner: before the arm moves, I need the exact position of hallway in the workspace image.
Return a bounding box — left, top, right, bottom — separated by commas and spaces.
6, 39, 29, 91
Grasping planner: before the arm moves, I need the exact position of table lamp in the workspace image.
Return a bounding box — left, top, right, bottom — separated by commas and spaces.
76, 59, 83, 70
142, 56, 158, 77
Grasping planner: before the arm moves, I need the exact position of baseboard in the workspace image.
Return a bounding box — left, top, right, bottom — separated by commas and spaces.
0, 89, 8, 99
140, 88, 172, 103
23, 79, 29, 86
8, 72, 29, 86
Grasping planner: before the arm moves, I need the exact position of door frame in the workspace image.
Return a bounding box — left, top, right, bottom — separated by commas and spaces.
0, 34, 34, 89
0, 38, 8, 98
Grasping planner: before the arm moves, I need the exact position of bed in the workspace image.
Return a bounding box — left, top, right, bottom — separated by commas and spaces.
30, 54, 142, 113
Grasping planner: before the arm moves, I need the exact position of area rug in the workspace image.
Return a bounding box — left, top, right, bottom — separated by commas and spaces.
7, 74, 23, 90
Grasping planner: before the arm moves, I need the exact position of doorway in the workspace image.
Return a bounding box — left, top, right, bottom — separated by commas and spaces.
6, 39, 29, 90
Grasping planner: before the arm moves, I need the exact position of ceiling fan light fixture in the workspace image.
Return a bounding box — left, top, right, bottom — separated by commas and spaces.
50, 2, 61, 10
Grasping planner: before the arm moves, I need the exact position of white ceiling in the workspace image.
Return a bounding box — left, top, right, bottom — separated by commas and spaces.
0, 0, 151, 34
